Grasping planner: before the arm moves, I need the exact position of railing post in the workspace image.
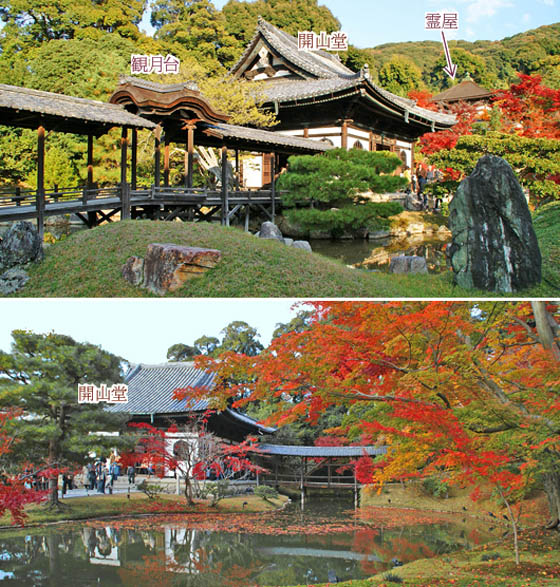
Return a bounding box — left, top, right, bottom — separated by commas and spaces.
15, 186, 20, 206
270, 152, 276, 223
221, 146, 228, 226
121, 183, 130, 220
36, 125, 45, 240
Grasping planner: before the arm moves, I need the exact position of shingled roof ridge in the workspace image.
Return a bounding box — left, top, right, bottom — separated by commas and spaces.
0, 82, 124, 109
117, 76, 199, 93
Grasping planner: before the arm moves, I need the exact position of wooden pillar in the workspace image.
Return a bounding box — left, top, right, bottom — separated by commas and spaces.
163, 135, 170, 187
186, 125, 194, 188
131, 128, 137, 191
341, 120, 349, 150
221, 146, 228, 226
120, 127, 130, 220
270, 152, 276, 223
354, 468, 359, 510
303, 127, 309, 138
36, 125, 45, 240
300, 457, 305, 510
87, 134, 93, 187
235, 149, 240, 190
368, 131, 375, 152
154, 125, 161, 187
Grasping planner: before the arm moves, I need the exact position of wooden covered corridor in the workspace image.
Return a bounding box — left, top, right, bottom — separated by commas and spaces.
0, 79, 330, 236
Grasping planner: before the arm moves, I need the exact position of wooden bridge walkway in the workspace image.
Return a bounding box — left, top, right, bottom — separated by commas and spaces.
0, 184, 280, 229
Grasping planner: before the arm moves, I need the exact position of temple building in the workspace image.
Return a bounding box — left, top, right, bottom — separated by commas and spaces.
230, 18, 456, 184
433, 73, 496, 116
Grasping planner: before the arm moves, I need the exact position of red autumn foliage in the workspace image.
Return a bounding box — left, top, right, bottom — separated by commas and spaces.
0, 410, 48, 526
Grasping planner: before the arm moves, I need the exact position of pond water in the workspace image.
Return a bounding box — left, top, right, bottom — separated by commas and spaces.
310, 233, 451, 274
0, 499, 496, 586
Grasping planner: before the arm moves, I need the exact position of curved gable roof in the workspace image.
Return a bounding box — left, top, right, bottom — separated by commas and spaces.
230, 17, 355, 80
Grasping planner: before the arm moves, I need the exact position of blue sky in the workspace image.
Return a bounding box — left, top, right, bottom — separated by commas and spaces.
140, 0, 558, 47
0, 299, 302, 365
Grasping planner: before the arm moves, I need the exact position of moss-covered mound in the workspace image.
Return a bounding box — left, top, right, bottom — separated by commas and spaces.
13, 217, 558, 297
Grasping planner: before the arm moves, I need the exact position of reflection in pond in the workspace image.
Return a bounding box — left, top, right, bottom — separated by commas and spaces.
311, 233, 451, 274
0, 500, 496, 585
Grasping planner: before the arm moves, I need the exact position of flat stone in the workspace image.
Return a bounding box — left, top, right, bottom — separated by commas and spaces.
142, 243, 221, 296
389, 255, 428, 274
293, 240, 313, 252
283, 237, 294, 247
448, 154, 541, 292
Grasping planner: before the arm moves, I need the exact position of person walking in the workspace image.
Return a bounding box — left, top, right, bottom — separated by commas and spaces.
127, 465, 136, 485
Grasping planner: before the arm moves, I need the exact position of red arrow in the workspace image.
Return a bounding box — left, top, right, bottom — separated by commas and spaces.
441, 31, 457, 79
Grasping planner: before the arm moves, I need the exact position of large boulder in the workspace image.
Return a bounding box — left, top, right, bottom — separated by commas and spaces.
259, 221, 284, 241
0, 221, 42, 271
448, 155, 541, 292
142, 243, 221, 296
0, 267, 29, 295
389, 255, 428, 274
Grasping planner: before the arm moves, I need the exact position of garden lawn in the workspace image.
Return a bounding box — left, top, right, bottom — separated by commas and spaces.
13, 210, 559, 297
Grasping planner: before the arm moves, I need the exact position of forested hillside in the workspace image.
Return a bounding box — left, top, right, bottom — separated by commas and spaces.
363, 23, 560, 92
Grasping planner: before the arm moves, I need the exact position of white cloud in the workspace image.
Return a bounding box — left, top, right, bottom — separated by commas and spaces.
522, 13, 531, 23
537, 0, 554, 6
464, 0, 513, 23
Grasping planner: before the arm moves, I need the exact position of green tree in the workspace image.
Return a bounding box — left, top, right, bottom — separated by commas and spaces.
193, 335, 220, 356
151, 0, 238, 72
0, 0, 145, 47
428, 47, 497, 90
429, 133, 560, 206
222, 0, 340, 50
278, 149, 405, 237
0, 331, 131, 506
272, 310, 313, 339
219, 321, 263, 356
378, 56, 424, 96
167, 344, 199, 362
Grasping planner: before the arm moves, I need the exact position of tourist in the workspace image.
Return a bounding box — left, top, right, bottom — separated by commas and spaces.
417, 170, 428, 209
127, 465, 136, 485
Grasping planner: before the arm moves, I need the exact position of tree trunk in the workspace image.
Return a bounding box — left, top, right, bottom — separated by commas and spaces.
183, 474, 194, 506
543, 471, 560, 528
531, 301, 560, 361
48, 439, 59, 507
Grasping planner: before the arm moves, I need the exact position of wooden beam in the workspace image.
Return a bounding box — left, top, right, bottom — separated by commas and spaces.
120, 127, 130, 220
270, 152, 276, 223
87, 134, 93, 187
120, 127, 128, 186
186, 125, 194, 188
163, 135, 170, 187
131, 128, 137, 190
221, 146, 228, 226
154, 125, 161, 187
36, 125, 45, 239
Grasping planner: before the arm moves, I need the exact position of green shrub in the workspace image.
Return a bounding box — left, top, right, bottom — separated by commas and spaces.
254, 485, 279, 502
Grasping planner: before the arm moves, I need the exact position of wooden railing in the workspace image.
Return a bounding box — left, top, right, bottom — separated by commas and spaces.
0, 185, 121, 209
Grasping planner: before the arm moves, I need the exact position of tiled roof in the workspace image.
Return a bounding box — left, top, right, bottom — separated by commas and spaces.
258, 444, 387, 457
0, 83, 156, 129
108, 362, 214, 415
107, 362, 275, 434
263, 76, 457, 127
433, 79, 495, 103
230, 17, 355, 80
202, 121, 334, 152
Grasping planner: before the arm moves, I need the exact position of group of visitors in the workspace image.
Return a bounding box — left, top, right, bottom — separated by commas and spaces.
401, 163, 445, 211
85, 460, 121, 494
